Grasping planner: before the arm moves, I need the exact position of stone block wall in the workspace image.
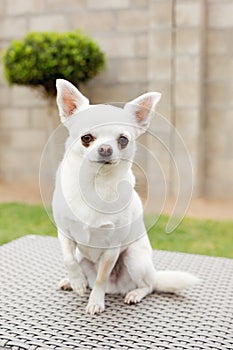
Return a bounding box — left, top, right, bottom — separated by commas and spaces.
0, 0, 232, 199
205, 0, 233, 198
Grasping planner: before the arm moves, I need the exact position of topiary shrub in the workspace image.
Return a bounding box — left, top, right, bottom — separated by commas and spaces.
2, 30, 105, 97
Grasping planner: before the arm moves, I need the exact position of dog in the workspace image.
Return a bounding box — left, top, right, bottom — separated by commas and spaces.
52, 79, 199, 315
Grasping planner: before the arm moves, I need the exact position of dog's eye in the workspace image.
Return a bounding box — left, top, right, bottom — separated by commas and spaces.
118, 135, 129, 148
81, 134, 95, 147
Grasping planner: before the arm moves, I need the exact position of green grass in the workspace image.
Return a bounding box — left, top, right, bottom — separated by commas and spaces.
0, 203, 232, 258
147, 216, 233, 258
0, 203, 56, 244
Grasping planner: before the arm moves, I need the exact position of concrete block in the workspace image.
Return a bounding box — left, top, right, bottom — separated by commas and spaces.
205, 129, 226, 157
225, 113, 233, 158
150, 30, 172, 56
176, 28, 200, 54
175, 108, 199, 136
146, 136, 171, 174
224, 160, 233, 197
0, 41, 11, 54
30, 108, 49, 129
176, 0, 201, 27
6, 0, 45, 15
95, 35, 135, 58
176, 152, 198, 197
204, 177, 222, 198
149, 56, 171, 80
6, 129, 47, 151
0, 169, 39, 183
176, 131, 198, 158
118, 59, 147, 83
175, 124, 199, 170
175, 82, 200, 107
208, 2, 233, 28
207, 157, 228, 183
175, 55, 200, 81
228, 85, 233, 107
205, 158, 230, 195
208, 56, 233, 81
0, 64, 6, 84
206, 107, 227, 133
29, 151, 44, 170
225, 109, 233, 129
11, 86, 47, 108
117, 9, 149, 31
206, 108, 233, 158
207, 107, 233, 136
47, 0, 86, 11
148, 80, 171, 118
82, 83, 148, 104
151, 0, 172, 28
149, 111, 172, 136
0, 18, 27, 39
0, 130, 10, 147
0, 150, 31, 172
0, 108, 29, 129
87, 0, 130, 9
133, 0, 148, 7
207, 30, 232, 55
135, 33, 148, 57
33, 104, 60, 132
89, 59, 118, 84
144, 145, 170, 194
0, 0, 5, 13
29, 15, 67, 32
0, 87, 11, 107
206, 82, 228, 106
71, 11, 115, 32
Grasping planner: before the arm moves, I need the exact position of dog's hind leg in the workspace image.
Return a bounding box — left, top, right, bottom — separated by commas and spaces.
124, 235, 199, 302
124, 286, 153, 304
123, 236, 156, 304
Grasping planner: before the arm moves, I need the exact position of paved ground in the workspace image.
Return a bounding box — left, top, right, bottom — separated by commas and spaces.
0, 183, 42, 205
1, 182, 233, 221
163, 197, 233, 221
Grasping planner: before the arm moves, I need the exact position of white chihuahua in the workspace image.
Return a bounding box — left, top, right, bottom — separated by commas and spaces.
52, 79, 199, 315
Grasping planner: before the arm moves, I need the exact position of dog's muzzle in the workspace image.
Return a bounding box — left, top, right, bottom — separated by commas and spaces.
98, 144, 113, 157
97, 144, 113, 164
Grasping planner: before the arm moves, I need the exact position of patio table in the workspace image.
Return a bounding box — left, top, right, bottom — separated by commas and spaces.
0, 235, 232, 349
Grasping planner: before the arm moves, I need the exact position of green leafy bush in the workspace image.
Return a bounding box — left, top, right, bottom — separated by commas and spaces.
2, 31, 105, 97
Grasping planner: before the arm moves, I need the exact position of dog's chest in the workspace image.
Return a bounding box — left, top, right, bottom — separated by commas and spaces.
96, 184, 117, 202
54, 157, 136, 249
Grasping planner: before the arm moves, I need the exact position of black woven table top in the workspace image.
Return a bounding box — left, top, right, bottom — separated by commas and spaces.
0, 235, 232, 350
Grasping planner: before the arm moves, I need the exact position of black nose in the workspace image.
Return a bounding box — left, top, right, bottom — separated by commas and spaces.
98, 144, 113, 157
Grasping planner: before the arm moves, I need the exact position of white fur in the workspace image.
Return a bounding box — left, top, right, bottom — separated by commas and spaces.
52, 79, 199, 315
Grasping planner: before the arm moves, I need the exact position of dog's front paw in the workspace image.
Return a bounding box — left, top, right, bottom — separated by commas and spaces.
70, 275, 87, 296
86, 301, 105, 315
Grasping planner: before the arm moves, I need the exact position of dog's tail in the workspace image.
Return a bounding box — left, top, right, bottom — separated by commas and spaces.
154, 270, 200, 293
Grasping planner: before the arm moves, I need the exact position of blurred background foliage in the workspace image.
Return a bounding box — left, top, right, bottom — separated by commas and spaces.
2, 31, 105, 97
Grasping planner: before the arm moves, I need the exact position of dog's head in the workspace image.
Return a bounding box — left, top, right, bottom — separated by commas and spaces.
56, 79, 161, 170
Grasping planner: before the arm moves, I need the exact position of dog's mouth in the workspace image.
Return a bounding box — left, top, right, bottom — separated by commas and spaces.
96, 159, 118, 165
89, 157, 120, 166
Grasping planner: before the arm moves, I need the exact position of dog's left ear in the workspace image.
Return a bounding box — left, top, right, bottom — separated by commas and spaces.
124, 92, 161, 133
56, 79, 89, 123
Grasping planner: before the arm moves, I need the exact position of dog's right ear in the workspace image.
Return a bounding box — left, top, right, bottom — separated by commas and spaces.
56, 79, 89, 123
